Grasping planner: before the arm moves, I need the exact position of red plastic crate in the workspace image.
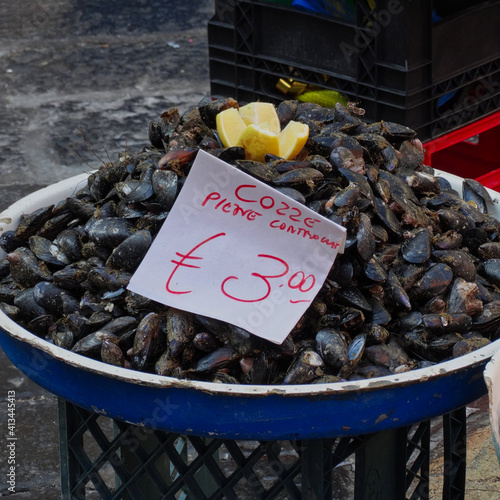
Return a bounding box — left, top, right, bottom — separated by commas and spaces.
423, 110, 500, 184
476, 169, 500, 193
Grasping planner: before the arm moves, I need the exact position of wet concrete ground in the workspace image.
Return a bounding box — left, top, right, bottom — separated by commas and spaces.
0, 1, 499, 498
0, 0, 212, 206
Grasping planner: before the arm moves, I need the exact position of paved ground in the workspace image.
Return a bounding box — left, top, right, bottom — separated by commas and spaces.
0, 1, 213, 498
0, 0, 212, 207
0, 1, 499, 499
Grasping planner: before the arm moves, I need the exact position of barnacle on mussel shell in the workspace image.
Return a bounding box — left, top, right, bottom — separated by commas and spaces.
0, 96, 499, 386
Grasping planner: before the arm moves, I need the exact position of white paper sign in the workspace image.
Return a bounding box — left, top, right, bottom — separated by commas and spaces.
127, 150, 346, 344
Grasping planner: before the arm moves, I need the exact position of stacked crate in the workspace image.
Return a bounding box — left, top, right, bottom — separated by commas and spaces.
209, 0, 500, 143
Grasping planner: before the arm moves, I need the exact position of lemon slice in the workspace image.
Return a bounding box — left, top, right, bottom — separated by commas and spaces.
278, 121, 309, 160
238, 102, 281, 135
216, 107, 247, 148
237, 124, 279, 162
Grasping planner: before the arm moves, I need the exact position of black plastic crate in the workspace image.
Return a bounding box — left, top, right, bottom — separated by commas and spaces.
213, 0, 293, 23
60, 399, 469, 500
213, 0, 237, 23
208, 0, 500, 141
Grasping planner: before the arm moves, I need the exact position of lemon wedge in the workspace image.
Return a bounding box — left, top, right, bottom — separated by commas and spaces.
238, 102, 281, 135
278, 121, 309, 160
216, 101, 309, 161
237, 124, 279, 162
216, 107, 247, 148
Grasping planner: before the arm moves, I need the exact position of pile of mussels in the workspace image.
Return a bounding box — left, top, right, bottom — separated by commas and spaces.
1, 97, 500, 385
